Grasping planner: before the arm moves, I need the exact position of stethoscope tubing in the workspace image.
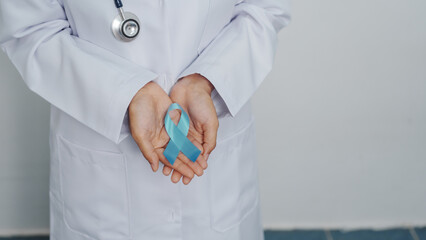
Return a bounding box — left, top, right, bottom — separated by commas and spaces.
114, 0, 123, 9
114, 0, 126, 20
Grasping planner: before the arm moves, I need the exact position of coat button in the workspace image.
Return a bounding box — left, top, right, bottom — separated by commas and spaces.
168, 209, 181, 223
168, 209, 175, 222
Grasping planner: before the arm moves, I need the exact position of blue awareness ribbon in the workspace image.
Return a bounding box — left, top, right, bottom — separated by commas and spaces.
163, 103, 201, 165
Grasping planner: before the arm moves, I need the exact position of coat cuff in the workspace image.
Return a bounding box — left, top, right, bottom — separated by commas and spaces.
107, 71, 158, 144
177, 65, 236, 118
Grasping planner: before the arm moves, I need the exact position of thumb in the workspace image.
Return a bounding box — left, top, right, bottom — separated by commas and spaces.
202, 121, 218, 157
136, 138, 160, 172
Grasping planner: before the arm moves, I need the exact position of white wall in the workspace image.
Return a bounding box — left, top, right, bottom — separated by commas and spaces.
0, 48, 50, 234
0, 0, 425, 234
255, 0, 426, 229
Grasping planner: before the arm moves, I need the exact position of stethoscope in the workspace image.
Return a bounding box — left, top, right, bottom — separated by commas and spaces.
111, 0, 141, 42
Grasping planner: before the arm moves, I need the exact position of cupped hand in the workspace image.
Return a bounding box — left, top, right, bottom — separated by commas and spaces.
128, 81, 206, 183
162, 74, 219, 184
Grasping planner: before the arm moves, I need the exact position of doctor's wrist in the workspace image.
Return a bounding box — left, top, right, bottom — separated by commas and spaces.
175, 73, 214, 95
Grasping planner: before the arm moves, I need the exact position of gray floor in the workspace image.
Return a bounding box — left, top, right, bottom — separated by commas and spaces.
265, 227, 426, 240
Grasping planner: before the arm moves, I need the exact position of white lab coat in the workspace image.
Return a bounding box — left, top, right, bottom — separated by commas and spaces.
0, 0, 290, 239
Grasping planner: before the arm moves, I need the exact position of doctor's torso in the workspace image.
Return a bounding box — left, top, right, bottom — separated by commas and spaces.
61, 0, 239, 85
58, 0, 253, 144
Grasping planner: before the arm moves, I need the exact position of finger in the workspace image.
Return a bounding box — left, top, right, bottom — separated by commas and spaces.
155, 148, 195, 179
202, 120, 219, 157
177, 152, 204, 177
171, 170, 182, 183
136, 138, 159, 172
182, 176, 192, 185
163, 165, 172, 176
187, 134, 208, 170
198, 151, 208, 169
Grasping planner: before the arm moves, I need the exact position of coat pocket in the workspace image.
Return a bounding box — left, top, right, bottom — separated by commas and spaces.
57, 135, 130, 240
208, 120, 260, 232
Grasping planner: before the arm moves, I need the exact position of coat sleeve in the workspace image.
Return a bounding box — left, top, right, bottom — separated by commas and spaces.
177, 0, 291, 117
0, 0, 158, 144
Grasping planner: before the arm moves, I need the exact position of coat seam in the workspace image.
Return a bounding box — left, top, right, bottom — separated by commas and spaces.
197, 0, 212, 54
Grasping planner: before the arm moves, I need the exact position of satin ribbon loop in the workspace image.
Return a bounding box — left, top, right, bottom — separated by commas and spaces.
163, 103, 201, 165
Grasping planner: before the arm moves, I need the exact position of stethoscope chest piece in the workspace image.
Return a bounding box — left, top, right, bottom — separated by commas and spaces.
111, 10, 141, 42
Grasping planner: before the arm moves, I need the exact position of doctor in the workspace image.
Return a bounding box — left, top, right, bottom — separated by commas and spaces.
0, 0, 290, 239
